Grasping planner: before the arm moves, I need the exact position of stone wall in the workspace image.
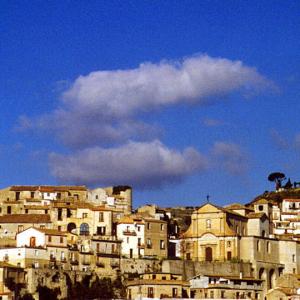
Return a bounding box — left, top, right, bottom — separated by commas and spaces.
162, 259, 253, 280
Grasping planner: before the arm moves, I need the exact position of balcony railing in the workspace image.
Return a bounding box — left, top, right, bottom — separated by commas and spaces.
123, 230, 136, 236
96, 251, 120, 258
70, 260, 79, 265
96, 262, 105, 268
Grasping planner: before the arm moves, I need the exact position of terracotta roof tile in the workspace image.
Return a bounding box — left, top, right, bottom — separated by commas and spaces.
0, 214, 51, 223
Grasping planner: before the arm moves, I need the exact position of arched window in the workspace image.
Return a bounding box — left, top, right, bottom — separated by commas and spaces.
67, 223, 76, 233
80, 223, 89, 236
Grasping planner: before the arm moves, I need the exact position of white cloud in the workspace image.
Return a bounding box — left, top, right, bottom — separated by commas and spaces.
21, 54, 271, 149
212, 141, 249, 175
18, 54, 272, 189
63, 54, 270, 117
49, 140, 207, 188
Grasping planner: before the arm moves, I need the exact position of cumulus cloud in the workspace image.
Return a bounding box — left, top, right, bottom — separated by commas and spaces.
18, 54, 271, 188
49, 140, 207, 188
63, 54, 270, 117
211, 142, 249, 175
20, 54, 271, 148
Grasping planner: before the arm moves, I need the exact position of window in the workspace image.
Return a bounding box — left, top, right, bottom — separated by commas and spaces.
221, 291, 225, 298
7, 206, 11, 214
60, 237, 64, 243
206, 219, 211, 229
172, 288, 178, 297
267, 241, 270, 253
160, 240, 165, 250
31, 192, 34, 198
147, 238, 152, 248
258, 205, 264, 211
25, 209, 28, 214
127, 237, 129, 243
16, 192, 20, 200
95, 195, 99, 200
58, 226, 62, 231
82, 213, 88, 219
210, 291, 214, 298
58, 208, 62, 221
137, 226, 140, 232
99, 212, 104, 222
227, 241, 231, 247
161, 224, 164, 231
97, 226, 106, 235
292, 254, 295, 262
147, 287, 154, 298
257, 240, 260, 251
35, 250, 39, 256
80, 223, 89, 235
18, 225, 24, 233
57, 193, 61, 199
48, 236, 52, 242
147, 223, 151, 230
40, 225, 45, 229
227, 251, 232, 260
138, 238, 141, 246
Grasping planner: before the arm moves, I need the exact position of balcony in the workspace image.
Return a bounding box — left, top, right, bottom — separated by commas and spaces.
96, 251, 120, 258
123, 230, 136, 236
70, 260, 79, 265
60, 257, 67, 263
82, 261, 91, 265
50, 255, 56, 262
96, 262, 105, 268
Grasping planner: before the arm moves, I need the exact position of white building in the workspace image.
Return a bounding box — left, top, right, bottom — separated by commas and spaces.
116, 215, 145, 258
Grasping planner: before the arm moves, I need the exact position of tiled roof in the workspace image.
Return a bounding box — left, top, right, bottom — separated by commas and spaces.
247, 212, 267, 219
10, 185, 87, 192
10, 186, 38, 191
39, 185, 87, 192
225, 203, 254, 211
24, 205, 50, 210
0, 214, 51, 223
283, 198, 300, 202
118, 215, 134, 224
38, 228, 67, 236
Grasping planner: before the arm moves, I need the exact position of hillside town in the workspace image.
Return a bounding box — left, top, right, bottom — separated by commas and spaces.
0, 180, 298, 300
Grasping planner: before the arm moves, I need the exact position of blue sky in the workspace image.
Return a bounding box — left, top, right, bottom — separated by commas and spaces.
1, 1, 300, 208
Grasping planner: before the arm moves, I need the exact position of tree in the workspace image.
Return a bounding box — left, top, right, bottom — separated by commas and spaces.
268, 172, 286, 190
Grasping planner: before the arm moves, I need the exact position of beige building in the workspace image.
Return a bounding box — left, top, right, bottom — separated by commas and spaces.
144, 218, 168, 259
182, 203, 248, 262
189, 274, 263, 299
126, 273, 189, 299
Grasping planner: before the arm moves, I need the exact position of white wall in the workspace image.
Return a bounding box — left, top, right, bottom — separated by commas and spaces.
17, 228, 46, 247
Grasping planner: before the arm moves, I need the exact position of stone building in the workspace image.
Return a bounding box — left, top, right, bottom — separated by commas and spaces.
182, 203, 248, 262
126, 273, 189, 299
